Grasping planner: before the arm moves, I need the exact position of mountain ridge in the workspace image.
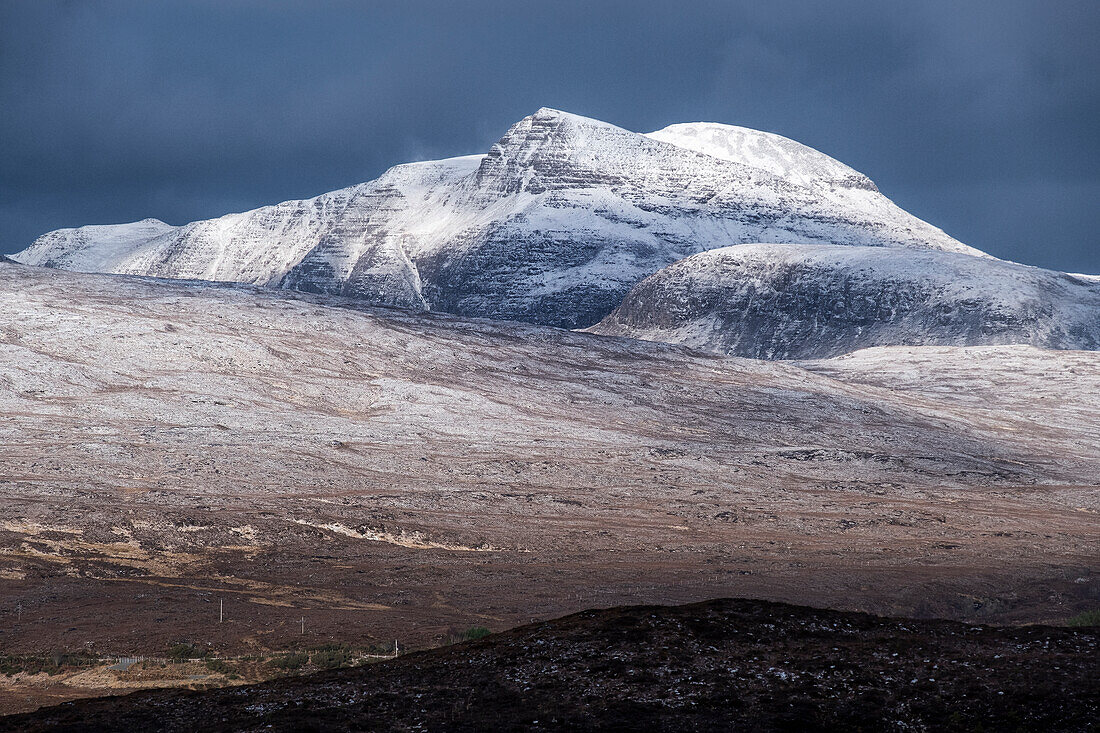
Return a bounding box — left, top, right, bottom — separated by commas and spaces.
13, 107, 978, 329
588, 243, 1100, 359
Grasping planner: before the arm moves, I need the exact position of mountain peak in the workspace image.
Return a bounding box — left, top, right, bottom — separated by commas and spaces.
474, 108, 636, 194
529, 106, 616, 126
530, 106, 575, 120
496, 107, 627, 149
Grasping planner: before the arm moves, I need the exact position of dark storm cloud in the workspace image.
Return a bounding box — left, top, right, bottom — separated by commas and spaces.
1, 0, 1097, 271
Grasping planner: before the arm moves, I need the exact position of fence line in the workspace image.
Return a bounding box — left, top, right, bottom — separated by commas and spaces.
104, 651, 400, 667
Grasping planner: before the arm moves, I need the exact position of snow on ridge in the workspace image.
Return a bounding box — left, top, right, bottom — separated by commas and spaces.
677, 243, 1088, 306
646, 122, 875, 191
13, 218, 176, 272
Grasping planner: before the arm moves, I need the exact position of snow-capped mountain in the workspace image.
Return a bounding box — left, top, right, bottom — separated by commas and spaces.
14, 108, 976, 329
588, 243, 1100, 359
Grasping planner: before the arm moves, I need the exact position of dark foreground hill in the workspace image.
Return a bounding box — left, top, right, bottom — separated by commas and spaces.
4, 598, 1096, 732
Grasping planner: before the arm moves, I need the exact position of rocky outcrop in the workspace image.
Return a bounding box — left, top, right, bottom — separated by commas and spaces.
588, 243, 1100, 359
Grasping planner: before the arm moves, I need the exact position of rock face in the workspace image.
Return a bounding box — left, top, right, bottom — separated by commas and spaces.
588, 244, 1100, 359
13, 108, 976, 328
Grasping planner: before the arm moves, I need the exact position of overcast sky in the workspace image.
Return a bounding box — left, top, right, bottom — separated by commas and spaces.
2, 1, 1097, 271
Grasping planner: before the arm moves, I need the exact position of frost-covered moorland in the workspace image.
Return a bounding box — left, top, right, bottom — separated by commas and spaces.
1, 260, 1097, 650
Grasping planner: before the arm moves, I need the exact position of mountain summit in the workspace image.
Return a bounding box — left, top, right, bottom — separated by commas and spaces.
15, 108, 975, 329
